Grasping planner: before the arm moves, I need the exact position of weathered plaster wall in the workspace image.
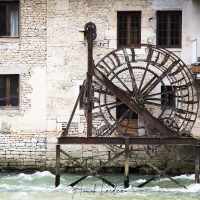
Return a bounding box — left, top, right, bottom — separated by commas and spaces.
182, 0, 200, 64
0, 0, 47, 170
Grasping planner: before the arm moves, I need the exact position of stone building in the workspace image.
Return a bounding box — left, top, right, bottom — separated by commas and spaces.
0, 0, 200, 171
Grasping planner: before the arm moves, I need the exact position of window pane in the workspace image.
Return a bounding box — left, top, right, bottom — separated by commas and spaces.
170, 14, 180, 46
0, 75, 19, 107
157, 14, 167, 46
0, 5, 6, 36
118, 13, 127, 46
131, 14, 140, 44
10, 75, 19, 106
0, 76, 6, 106
10, 4, 19, 36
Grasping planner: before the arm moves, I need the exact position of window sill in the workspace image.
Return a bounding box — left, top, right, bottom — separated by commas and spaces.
166, 48, 181, 52
0, 107, 20, 116
0, 37, 19, 43
0, 36, 19, 38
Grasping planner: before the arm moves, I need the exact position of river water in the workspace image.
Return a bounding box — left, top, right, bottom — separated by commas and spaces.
0, 171, 199, 200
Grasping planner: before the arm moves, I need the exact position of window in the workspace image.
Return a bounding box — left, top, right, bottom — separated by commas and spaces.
0, 0, 19, 37
116, 101, 138, 119
117, 11, 141, 47
0, 75, 19, 107
161, 86, 175, 108
157, 11, 182, 48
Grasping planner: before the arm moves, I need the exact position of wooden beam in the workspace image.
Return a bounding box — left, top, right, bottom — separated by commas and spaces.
58, 137, 199, 145
124, 138, 130, 189
195, 146, 200, 184
55, 145, 60, 187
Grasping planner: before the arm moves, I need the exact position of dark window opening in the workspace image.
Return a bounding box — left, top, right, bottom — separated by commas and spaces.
0, 75, 19, 107
0, 0, 19, 37
117, 11, 141, 47
157, 11, 182, 48
161, 86, 175, 107
116, 98, 138, 119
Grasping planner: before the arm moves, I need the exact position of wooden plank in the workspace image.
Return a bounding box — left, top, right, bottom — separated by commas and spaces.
55, 145, 60, 187
117, 119, 138, 134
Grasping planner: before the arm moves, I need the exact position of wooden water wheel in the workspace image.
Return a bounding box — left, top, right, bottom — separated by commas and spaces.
87, 44, 199, 138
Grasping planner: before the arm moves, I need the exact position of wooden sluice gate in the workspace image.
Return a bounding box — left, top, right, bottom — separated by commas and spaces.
55, 22, 200, 189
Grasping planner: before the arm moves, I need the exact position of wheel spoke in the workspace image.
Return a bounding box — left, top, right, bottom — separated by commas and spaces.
139, 75, 157, 95
138, 44, 154, 92
138, 62, 150, 93
123, 48, 138, 94
144, 101, 162, 107
94, 101, 122, 109
102, 60, 132, 93
147, 91, 172, 97
141, 60, 179, 98
145, 98, 165, 102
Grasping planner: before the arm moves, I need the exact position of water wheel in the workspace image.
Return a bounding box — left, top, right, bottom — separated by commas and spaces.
86, 44, 199, 138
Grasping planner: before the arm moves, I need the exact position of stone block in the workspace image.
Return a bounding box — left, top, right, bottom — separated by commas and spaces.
6, 155, 14, 159
104, 29, 117, 40
47, 120, 57, 131
47, 144, 56, 151
109, 39, 117, 49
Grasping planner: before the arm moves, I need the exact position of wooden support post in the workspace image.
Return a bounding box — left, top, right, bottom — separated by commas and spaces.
124, 138, 130, 189
55, 144, 61, 187
195, 146, 200, 184
84, 22, 96, 137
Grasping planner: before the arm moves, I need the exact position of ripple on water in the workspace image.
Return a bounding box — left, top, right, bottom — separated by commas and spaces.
0, 172, 199, 200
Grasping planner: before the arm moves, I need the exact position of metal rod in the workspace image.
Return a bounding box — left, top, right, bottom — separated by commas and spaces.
55, 145, 61, 187
138, 176, 158, 188
124, 138, 130, 189
165, 174, 187, 189
62, 80, 86, 136
195, 146, 200, 184
60, 148, 116, 187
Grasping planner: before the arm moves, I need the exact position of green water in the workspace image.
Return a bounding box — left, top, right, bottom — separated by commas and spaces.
0, 171, 199, 200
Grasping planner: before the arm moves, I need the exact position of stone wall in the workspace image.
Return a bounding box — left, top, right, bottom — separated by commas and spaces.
0, 0, 47, 170
0, 131, 46, 170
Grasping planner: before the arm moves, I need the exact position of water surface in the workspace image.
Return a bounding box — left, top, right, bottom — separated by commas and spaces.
0, 171, 199, 200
